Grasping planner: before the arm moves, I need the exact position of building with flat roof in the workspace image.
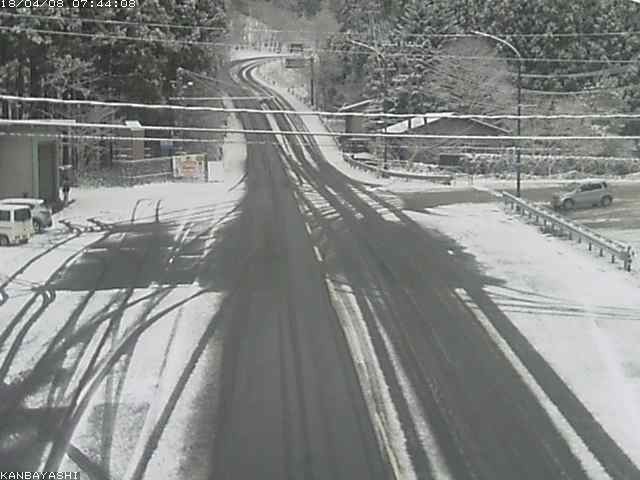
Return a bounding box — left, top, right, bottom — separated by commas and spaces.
0, 120, 74, 202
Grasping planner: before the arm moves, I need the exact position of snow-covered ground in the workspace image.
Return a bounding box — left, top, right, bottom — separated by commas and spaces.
408, 202, 640, 468
0, 115, 247, 477
228, 48, 285, 62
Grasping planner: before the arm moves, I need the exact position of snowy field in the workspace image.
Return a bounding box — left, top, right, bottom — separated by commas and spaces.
0, 116, 247, 477
408, 202, 640, 468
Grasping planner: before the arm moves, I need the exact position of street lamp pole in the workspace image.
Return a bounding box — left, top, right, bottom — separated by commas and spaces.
346, 38, 389, 175
472, 31, 523, 196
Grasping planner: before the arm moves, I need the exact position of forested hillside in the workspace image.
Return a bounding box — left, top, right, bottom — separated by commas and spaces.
0, 0, 227, 122
320, 1, 640, 116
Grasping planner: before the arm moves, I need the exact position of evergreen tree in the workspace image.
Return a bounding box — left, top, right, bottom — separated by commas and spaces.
376, 0, 458, 114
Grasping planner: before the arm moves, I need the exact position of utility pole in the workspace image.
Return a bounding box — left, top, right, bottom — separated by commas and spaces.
472, 31, 523, 196
309, 55, 315, 107
382, 57, 388, 175
346, 38, 389, 177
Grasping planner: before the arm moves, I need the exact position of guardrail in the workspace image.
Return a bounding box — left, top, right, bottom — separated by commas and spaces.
343, 154, 453, 184
502, 191, 633, 271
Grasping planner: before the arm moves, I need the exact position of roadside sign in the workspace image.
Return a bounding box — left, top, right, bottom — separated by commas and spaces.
285, 57, 308, 69
172, 153, 207, 180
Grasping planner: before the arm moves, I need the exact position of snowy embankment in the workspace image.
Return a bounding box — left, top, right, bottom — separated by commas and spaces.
250, 59, 399, 186
409, 203, 640, 468
0, 114, 247, 478
228, 48, 285, 62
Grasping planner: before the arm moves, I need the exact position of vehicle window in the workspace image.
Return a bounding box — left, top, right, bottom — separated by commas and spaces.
580, 184, 590, 192
14, 208, 31, 221
0, 210, 9, 222
602, 182, 607, 188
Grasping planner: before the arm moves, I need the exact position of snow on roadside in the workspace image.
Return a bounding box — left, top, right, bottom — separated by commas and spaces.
1, 120, 248, 475
408, 203, 640, 468
600, 228, 640, 257
228, 48, 285, 62
250, 60, 393, 186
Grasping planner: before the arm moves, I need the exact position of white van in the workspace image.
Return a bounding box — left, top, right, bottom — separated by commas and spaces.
0, 204, 34, 246
0, 197, 53, 232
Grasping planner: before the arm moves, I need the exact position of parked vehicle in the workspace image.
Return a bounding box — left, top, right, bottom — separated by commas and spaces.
0, 204, 34, 246
0, 197, 53, 232
551, 180, 613, 210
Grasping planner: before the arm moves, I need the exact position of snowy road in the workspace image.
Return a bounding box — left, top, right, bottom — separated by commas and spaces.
2, 54, 640, 480
200, 58, 640, 479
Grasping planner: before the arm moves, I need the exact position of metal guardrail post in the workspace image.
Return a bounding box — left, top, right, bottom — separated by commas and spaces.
501, 190, 633, 272
624, 247, 632, 271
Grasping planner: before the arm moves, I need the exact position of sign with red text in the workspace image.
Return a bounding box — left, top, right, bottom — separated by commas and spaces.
172, 154, 207, 180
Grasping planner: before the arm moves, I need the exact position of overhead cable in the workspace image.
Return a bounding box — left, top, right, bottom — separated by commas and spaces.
3, 94, 640, 120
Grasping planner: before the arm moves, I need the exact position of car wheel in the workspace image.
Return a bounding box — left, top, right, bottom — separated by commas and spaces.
0, 235, 9, 247
562, 198, 575, 210
601, 196, 612, 207
33, 219, 43, 233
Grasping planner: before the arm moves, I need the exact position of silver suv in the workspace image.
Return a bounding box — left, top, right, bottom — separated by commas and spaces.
551, 180, 613, 210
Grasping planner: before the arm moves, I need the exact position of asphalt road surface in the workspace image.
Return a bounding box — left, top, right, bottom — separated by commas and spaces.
202, 58, 640, 479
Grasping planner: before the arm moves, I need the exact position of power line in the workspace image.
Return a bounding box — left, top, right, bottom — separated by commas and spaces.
520, 86, 626, 96
1, 25, 638, 65
0, 11, 229, 34
4, 94, 640, 121
3, 118, 640, 141
2, 131, 639, 167
515, 66, 629, 79
0, 25, 225, 48
3, 11, 640, 39
0, 130, 217, 144
169, 96, 273, 101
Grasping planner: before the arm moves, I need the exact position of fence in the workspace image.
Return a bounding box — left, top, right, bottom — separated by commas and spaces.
502, 191, 633, 271
113, 153, 208, 185
343, 153, 454, 184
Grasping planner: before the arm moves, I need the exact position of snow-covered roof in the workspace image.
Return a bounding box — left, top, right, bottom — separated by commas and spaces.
33, 118, 77, 125
384, 114, 454, 133
339, 99, 378, 112
383, 114, 509, 134
0, 198, 45, 206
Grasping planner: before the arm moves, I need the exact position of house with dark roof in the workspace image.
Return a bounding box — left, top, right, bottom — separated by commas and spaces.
382, 113, 511, 165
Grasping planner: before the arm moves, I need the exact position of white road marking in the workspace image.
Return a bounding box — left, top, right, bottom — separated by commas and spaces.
364, 294, 454, 480
304, 223, 313, 236
453, 288, 613, 480
313, 245, 323, 262
325, 278, 417, 480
